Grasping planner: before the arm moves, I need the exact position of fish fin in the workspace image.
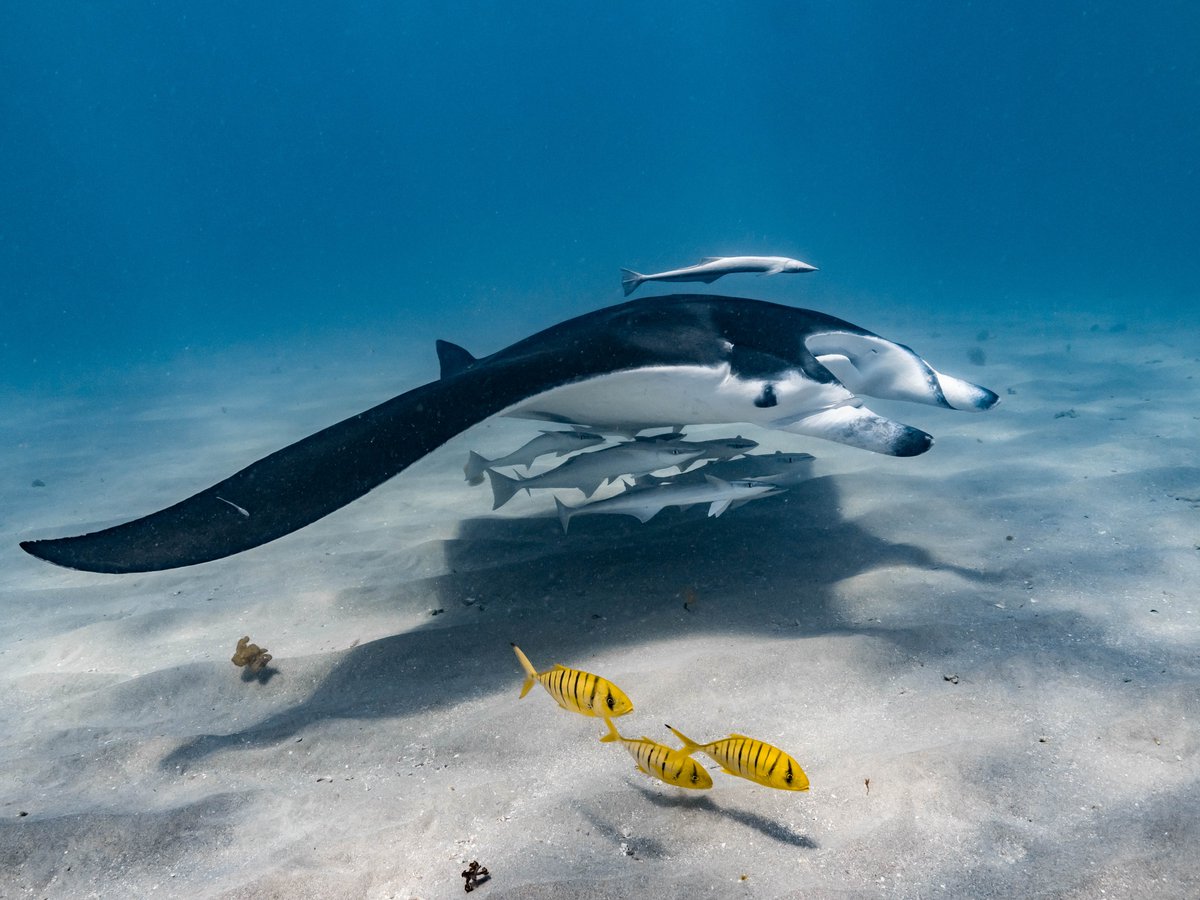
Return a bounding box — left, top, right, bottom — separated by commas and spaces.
464, 450, 492, 484
599, 717, 621, 743
620, 268, 645, 297
677, 503, 695, 513
511, 644, 539, 699
665, 724, 702, 754
580, 477, 607, 498
554, 496, 573, 534
698, 256, 722, 263
775, 404, 934, 457
486, 468, 523, 510
764, 264, 786, 274
708, 499, 733, 517
728, 733, 752, 740
806, 330, 999, 412
435, 339, 477, 379
624, 506, 661, 524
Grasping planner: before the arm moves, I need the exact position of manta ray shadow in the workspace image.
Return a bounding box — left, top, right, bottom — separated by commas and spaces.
629, 783, 818, 849
160, 474, 998, 771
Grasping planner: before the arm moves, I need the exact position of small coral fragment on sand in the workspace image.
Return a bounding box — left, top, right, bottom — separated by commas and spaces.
232, 636, 272, 672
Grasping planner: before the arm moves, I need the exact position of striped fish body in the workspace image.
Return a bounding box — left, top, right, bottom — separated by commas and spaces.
668, 725, 809, 791
602, 718, 712, 790
511, 644, 634, 718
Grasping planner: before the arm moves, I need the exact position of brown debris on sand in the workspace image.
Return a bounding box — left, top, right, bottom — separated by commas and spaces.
231, 636, 272, 672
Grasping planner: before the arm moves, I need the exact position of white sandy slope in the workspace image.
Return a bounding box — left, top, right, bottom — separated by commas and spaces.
2, 305, 1199, 899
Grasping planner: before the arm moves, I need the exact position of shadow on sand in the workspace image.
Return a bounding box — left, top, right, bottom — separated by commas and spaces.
161, 474, 998, 770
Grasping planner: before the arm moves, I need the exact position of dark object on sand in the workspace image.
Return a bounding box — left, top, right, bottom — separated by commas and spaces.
967, 346, 986, 366
31, 479, 46, 488
462, 860, 490, 892
232, 636, 272, 672
1054, 409, 1078, 419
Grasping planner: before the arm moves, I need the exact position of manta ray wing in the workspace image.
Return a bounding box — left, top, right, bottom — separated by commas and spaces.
19, 353, 633, 573
18, 381, 480, 572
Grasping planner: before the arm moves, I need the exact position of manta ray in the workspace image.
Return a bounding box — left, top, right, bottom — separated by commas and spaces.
21, 294, 998, 573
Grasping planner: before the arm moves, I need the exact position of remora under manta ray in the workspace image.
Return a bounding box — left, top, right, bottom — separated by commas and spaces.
21, 294, 998, 574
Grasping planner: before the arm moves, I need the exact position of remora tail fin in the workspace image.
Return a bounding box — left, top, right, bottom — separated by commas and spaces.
486, 468, 524, 510
620, 268, 645, 297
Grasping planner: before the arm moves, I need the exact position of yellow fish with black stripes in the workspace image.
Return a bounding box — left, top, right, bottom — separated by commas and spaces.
666, 724, 809, 791
601, 718, 713, 790
511, 644, 634, 718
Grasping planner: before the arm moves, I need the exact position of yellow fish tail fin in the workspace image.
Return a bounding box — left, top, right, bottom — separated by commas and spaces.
511, 644, 539, 699
599, 717, 622, 743
666, 724, 702, 754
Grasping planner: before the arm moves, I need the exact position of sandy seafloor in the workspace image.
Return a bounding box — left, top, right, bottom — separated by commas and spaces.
2, 298, 1199, 900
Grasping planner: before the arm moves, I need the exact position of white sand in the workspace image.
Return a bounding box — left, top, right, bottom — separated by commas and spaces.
2, 306, 1199, 899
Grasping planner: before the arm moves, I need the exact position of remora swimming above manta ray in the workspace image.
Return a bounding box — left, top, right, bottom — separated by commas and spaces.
20, 294, 998, 574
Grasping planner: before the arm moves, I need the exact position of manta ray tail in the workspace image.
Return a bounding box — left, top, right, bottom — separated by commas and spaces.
620, 268, 645, 297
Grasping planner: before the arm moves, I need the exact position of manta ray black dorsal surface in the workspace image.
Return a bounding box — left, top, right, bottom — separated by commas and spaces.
21, 295, 998, 573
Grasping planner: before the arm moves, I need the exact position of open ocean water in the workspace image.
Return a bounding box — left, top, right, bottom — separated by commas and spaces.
3, 2, 1197, 392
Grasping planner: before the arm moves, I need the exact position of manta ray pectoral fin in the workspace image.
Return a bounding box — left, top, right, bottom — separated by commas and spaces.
775, 405, 934, 457
435, 339, 478, 379
927, 368, 1000, 411
806, 332, 999, 411
20, 349, 582, 573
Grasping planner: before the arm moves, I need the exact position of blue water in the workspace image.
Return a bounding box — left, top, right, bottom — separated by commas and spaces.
3, 2, 1198, 389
